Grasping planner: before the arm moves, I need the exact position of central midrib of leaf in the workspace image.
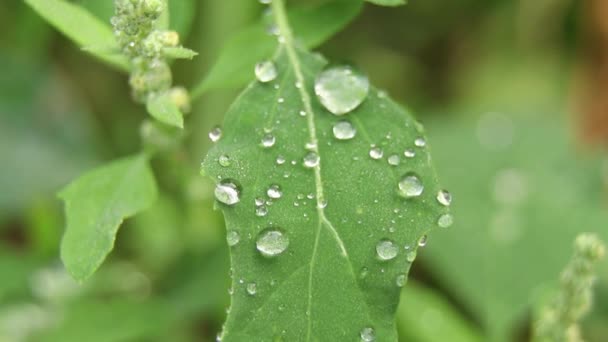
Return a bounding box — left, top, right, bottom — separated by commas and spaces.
271, 1, 354, 339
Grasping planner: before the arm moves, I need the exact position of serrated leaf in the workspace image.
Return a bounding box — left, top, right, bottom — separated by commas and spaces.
366, 0, 407, 6
201, 43, 447, 342
146, 92, 184, 128
191, 0, 363, 97
59, 154, 158, 281
163, 46, 198, 60
24, 0, 129, 72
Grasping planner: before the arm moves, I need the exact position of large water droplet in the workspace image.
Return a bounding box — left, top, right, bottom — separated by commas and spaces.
256, 229, 289, 257
255, 61, 277, 83
369, 147, 383, 160
314, 66, 369, 115
438, 213, 454, 228
226, 231, 240, 247
214, 180, 240, 205
398, 174, 423, 198
246, 282, 257, 295
209, 126, 222, 142
396, 273, 407, 287
303, 152, 320, 168
376, 239, 398, 261
360, 327, 376, 341
267, 184, 282, 199
261, 133, 276, 148
333, 120, 356, 140
436, 190, 452, 206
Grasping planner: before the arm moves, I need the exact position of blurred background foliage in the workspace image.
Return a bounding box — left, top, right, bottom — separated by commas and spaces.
1, 0, 607, 341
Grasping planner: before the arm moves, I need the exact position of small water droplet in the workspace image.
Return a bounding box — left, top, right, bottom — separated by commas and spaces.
438, 213, 454, 228
218, 155, 231, 167
261, 133, 276, 148
388, 154, 400, 166
404, 149, 415, 158
414, 137, 426, 147
376, 239, 398, 261
369, 147, 383, 160
299, 110, 307, 117
209, 126, 222, 142
214, 180, 240, 205
255, 206, 268, 217
303, 152, 320, 168
396, 273, 407, 287
359, 267, 369, 279
256, 228, 289, 257
418, 235, 428, 247
226, 231, 240, 247
276, 155, 286, 165
406, 250, 417, 262
436, 190, 452, 206
314, 66, 370, 115
360, 327, 376, 341
398, 173, 423, 198
255, 60, 277, 83
267, 184, 282, 199
317, 199, 328, 209
332, 120, 356, 140
255, 197, 265, 206
246, 282, 257, 295
259, 0, 271, 4
305, 141, 317, 150
277, 97, 285, 104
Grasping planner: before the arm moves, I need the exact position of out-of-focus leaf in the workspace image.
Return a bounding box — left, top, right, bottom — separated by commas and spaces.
59, 154, 158, 281
366, 0, 407, 6
146, 92, 184, 128
168, 0, 196, 38
191, 0, 364, 97
397, 281, 483, 342
163, 46, 198, 60
24, 0, 129, 71
0, 249, 40, 302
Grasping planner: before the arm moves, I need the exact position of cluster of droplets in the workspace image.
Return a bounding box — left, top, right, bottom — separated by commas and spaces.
111, 0, 191, 110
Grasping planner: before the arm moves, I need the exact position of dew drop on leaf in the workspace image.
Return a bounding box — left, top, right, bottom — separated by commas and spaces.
276, 155, 286, 165
218, 155, 231, 167
209, 126, 222, 142
369, 147, 383, 160
395, 273, 407, 287
332, 120, 356, 140
376, 239, 398, 261
398, 173, 423, 198
303, 152, 320, 168
387, 154, 400, 166
255, 197, 265, 206
314, 65, 369, 115
403, 149, 415, 158
437, 213, 454, 228
261, 133, 276, 148
215, 180, 240, 205
406, 250, 417, 262
256, 229, 289, 257
360, 327, 376, 341
359, 267, 369, 279
246, 282, 257, 295
414, 137, 426, 147
226, 231, 240, 247
436, 189, 452, 206
255, 206, 268, 217
267, 184, 282, 199
418, 234, 428, 247
254, 60, 277, 83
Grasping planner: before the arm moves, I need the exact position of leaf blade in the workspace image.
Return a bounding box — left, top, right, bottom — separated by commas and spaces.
59, 154, 158, 281
146, 92, 185, 128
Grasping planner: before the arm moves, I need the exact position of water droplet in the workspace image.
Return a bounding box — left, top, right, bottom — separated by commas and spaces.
414, 137, 426, 147
369, 147, 383, 160
396, 274, 407, 287
303, 152, 320, 168
404, 149, 415, 158
317, 199, 328, 209
314, 65, 370, 115
246, 282, 257, 295
226, 231, 240, 247
305, 141, 317, 150
376, 239, 398, 261
398, 173, 423, 198
267, 184, 282, 199
255, 197, 265, 206
332, 121, 356, 140
388, 154, 400, 166
218, 155, 231, 167
277, 97, 285, 103
259, 0, 271, 4
360, 327, 376, 341
276, 155, 286, 165
406, 250, 417, 262
261, 133, 276, 148
299, 110, 306, 117
418, 235, 428, 247
214, 180, 240, 205
256, 229, 289, 257
436, 190, 452, 206
255, 60, 277, 83
209, 126, 222, 142
359, 267, 369, 279
438, 213, 454, 228
255, 206, 268, 217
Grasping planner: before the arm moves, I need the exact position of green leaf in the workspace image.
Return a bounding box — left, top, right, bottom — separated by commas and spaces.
191, 0, 364, 97
146, 92, 184, 128
366, 0, 407, 6
201, 3, 447, 338
163, 46, 198, 60
59, 154, 158, 281
24, 0, 129, 72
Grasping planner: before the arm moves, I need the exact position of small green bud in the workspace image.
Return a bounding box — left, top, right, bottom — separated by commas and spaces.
168, 87, 191, 114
